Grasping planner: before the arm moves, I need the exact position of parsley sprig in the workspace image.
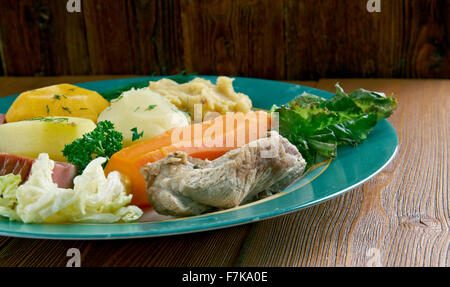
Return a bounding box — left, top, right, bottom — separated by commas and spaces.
62, 120, 123, 173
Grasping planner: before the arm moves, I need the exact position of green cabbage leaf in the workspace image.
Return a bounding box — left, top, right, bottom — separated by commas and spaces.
271, 84, 398, 169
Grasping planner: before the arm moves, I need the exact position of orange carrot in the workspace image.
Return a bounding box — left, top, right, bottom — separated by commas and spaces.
105, 111, 271, 207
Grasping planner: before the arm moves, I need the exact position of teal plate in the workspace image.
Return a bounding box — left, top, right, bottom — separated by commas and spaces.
0, 76, 398, 240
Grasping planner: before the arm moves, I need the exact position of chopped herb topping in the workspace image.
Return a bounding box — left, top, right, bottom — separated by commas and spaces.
134, 106, 141, 112
131, 127, 144, 141
111, 95, 124, 103
25, 117, 69, 123
54, 95, 61, 100
46, 105, 50, 115
146, 105, 157, 111
62, 107, 72, 114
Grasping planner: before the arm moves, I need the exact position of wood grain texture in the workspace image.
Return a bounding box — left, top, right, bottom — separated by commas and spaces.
0, 77, 448, 267
237, 79, 449, 267
0, 0, 448, 79
83, 0, 140, 74
0, 38, 4, 76
0, 225, 252, 267
0, 0, 91, 76
284, 0, 450, 79
180, 0, 286, 79
45, 0, 91, 75
133, 0, 185, 75
0, 0, 44, 76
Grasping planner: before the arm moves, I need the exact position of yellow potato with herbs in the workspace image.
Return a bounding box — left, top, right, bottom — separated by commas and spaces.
5, 84, 109, 123
0, 117, 96, 162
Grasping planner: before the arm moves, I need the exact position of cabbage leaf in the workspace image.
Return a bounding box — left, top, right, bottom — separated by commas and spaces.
0, 154, 144, 224
271, 84, 398, 169
0, 174, 21, 221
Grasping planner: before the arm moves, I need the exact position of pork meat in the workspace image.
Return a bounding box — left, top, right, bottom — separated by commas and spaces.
0, 153, 78, 188
140, 131, 307, 217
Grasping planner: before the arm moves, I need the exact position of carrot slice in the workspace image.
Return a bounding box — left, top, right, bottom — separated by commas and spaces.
105, 111, 271, 207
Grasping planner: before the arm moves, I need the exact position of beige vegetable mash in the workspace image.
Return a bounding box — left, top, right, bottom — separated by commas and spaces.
148, 76, 253, 121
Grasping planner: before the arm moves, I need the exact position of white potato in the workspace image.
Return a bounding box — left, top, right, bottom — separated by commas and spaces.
0, 117, 96, 162
98, 88, 190, 147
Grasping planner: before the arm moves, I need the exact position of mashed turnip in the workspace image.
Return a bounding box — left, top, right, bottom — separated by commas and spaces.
148, 76, 252, 121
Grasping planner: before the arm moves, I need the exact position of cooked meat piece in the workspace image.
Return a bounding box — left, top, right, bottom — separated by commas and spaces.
0, 114, 5, 125
140, 131, 307, 217
0, 153, 32, 181
0, 153, 78, 188
52, 161, 78, 188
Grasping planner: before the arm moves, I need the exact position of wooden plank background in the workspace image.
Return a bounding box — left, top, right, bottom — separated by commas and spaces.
0, 0, 448, 79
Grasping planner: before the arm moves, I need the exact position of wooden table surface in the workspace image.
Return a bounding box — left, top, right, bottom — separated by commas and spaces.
0, 76, 448, 267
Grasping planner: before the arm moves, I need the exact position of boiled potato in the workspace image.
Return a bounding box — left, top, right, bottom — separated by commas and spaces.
0, 117, 96, 162
98, 88, 190, 147
5, 84, 109, 123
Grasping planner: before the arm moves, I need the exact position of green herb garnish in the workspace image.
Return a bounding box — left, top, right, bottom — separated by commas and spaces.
271, 84, 398, 170
25, 117, 69, 123
54, 95, 61, 100
130, 127, 144, 141
146, 105, 157, 111
62, 107, 72, 114
46, 105, 50, 115
111, 95, 124, 103
62, 120, 123, 173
